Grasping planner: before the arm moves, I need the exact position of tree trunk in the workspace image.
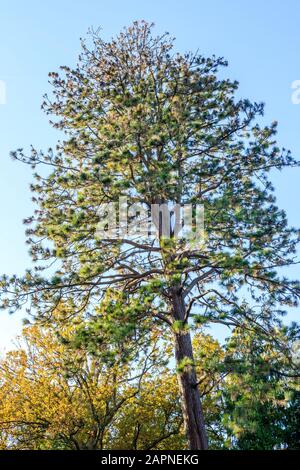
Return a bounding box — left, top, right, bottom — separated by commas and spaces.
172, 291, 208, 450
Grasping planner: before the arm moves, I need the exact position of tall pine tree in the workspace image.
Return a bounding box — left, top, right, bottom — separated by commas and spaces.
1, 21, 300, 449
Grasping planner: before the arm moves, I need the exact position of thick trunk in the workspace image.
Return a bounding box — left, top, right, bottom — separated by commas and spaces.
172, 292, 208, 450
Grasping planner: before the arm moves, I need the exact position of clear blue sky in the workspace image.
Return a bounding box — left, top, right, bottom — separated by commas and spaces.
1, 0, 300, 349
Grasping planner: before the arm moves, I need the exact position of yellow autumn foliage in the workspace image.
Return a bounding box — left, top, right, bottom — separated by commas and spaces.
0, 323, 224, 449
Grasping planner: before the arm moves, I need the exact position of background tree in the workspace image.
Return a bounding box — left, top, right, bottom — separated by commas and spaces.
1, 21, 299, 449
0, 323, 228, 450
0, 321, 298, 449
0, 322, 183, 450
222, 323, 300, 449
